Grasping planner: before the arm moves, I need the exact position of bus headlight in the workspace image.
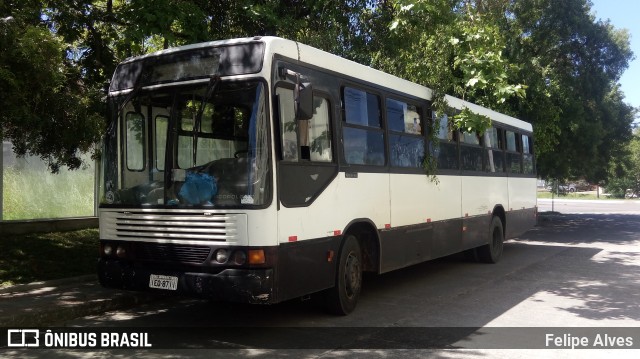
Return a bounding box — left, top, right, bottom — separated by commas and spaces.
232, 250, 246, 265
116, 245, 127, 258
103, 244, 113, 256
214, 249, 229, 263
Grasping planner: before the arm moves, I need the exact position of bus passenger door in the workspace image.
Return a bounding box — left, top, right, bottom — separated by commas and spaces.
274, 86, 339, 301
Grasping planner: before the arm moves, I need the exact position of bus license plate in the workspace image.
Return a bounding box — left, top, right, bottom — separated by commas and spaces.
149, 274, 178, 290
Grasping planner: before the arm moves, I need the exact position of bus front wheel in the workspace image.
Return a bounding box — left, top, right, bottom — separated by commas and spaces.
325, 234, 362, 315
477, 216, 504, 263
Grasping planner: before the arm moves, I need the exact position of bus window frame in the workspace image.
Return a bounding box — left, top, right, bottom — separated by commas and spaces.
522, 134, 535, 175
505, 129, 524, 175
482, 127, 506, 175
340, 85, 387, 169
429, 111, 460, 174
385, 96, 426, 170
275, 83, 335, 164
459, 129, 484, 174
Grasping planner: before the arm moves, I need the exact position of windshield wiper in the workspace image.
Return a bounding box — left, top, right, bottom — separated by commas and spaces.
191, 75, 220, 167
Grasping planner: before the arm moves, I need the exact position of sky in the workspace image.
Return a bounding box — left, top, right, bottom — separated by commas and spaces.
589, 0, 640, 117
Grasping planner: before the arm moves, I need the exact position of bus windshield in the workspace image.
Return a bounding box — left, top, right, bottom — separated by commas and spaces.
100, 80, 270, 208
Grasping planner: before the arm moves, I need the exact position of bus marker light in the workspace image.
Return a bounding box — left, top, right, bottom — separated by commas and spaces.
385, 224, 391, 229
327, 250, 334, 262
248, 249, 265, 264
103, 244, 113, 256
333, 230, 341, 236
426, 218, 431, 223
462, 226, 467, 232
288, 236, 297, 242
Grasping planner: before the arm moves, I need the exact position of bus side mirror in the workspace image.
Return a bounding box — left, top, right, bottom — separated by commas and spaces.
295, 81, 313, 121
278, 66, 314, 121
295, 82, 313, 159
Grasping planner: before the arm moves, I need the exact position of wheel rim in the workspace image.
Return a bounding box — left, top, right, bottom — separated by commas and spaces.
344, 251, 361, 299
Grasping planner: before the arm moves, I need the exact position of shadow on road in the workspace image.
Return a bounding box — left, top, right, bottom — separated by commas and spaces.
534, 213, 640, 245
53, 213, 640, 351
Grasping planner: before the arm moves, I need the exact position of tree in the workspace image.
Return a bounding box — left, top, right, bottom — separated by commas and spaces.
1, 1, 387, 173
379, 0, 526, 134
1, 0, 635, 183
506, 0, 635, 181
0, 1, 103, 172
606, 126, 640, 198
386, 0, 636, 181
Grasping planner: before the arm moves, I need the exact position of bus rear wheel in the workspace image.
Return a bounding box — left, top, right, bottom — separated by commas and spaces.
325, 234, 362, 315
477, 216, 504, 263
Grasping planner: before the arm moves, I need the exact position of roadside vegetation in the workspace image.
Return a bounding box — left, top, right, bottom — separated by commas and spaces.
3, 164, 94, 220
605, 127, 640, 198
536, 191, 613, 200
0, 229, 98, 288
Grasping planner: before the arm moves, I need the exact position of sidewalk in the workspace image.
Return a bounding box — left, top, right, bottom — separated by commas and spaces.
0, 275, 158, 326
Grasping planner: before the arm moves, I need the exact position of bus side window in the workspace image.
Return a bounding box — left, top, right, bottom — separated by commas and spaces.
522, 134, 534, 174
344, 87, 381, 127
430, 113, 459, 170
277, 86, 299, 161
484, 127, 504, 173
342, 87, 385, 166
506, 130, 522, 174
155, 116, 168, 171
277, 86, 332, 162
460, 130, 483, 172
387, 98, 424, 168
125, 112, 146, 171
309, 97, 332, 162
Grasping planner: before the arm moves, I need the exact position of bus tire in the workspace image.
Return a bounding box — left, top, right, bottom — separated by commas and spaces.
477, 216, 504, 263
325, 234, 362, 315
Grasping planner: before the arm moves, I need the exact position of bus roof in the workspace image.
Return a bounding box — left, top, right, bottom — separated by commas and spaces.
268, 37, 532, 132
120, 36, 532, 132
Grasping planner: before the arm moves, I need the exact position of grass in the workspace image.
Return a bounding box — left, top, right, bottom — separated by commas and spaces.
2, 157, 95, 220
536, 191, 619, 200
0, 229, 99, 288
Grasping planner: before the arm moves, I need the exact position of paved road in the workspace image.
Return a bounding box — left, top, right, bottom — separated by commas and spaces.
8, 201, 640, 358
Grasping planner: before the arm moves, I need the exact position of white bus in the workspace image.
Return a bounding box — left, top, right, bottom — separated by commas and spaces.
98, 36, 536, 315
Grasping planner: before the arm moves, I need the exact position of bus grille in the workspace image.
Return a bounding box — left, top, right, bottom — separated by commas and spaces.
107, 211, 246, 243
134, 242, 211, 264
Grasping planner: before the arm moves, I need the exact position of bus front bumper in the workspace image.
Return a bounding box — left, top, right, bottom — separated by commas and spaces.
98, 259, 274, 304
